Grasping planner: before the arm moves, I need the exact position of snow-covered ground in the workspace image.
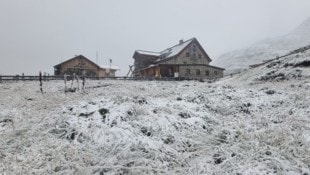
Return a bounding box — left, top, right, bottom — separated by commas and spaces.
0, 50, 309, 174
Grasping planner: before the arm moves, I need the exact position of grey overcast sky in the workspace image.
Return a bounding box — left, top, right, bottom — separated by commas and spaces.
1, 0, 310, 75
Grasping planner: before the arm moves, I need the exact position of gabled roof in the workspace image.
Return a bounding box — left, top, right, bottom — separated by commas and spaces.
133, 37, 212, 62
54, 55, 100, 68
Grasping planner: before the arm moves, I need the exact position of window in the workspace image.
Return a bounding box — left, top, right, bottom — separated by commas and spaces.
214, 71, 218, 75
186, 69, 190, 75
196, 69, 201, 76
198, 54, 202, 59
192, 53, 196, 59
205, 70, 210, 76
192, 44, 197, 52
183, 62, 187, 64
186, 52, 190, 57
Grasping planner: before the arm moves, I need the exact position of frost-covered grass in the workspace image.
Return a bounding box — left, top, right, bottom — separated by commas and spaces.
0, 77, 309, 174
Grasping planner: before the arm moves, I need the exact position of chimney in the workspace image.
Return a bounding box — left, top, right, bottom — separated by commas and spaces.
179, 39, 184, 44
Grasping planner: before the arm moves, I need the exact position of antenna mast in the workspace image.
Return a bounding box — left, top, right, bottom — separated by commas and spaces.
96, 51, 99, 77
96, 51, 98, 65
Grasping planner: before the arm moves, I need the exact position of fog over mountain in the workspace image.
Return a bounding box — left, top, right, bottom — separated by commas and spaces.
213, 17, 310, 74
1, 0, 310, 75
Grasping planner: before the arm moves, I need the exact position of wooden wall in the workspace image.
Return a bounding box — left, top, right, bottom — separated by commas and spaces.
55, 57, 117, 77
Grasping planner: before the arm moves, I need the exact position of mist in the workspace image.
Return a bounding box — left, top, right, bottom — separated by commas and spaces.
1, 0, 310, 75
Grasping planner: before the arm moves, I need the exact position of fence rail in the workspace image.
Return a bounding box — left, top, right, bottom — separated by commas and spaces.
0, 75, 219, 82
0, 75, 136, 81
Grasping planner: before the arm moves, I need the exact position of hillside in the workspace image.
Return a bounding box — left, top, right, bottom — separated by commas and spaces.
213, 17, 310, 74
221, 45, 310, 85
0, 48, 309, 174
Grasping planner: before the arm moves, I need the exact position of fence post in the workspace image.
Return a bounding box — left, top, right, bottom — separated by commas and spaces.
82, 75, 85, 90
39, 71, 43, 94
76, 75, 79, 90
64, 73, 67, 91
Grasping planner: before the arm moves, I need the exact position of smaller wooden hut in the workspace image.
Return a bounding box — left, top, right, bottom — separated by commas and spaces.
54, 55, 119, 77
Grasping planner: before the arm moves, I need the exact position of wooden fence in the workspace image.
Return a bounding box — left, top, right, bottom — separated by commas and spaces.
0, 75, 204, 82
0, 75, 136, 81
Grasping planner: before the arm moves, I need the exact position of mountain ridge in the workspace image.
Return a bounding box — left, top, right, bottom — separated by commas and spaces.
213, 17, 310, 74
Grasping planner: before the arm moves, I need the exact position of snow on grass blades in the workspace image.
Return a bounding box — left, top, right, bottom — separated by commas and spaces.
0, 57, 310, 175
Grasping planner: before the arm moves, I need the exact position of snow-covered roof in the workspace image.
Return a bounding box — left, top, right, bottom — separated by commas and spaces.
148, 64, 156, 68
54, 55, 100, 68
157, 38, 194, 61
136, 50, 161, 57
135, 38, 195, 61
100, 65, 120, 70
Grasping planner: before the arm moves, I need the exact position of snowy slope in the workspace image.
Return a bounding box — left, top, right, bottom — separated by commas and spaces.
213, 17, 310, 74
0, 49, 310, 175
221, 45, 310, 85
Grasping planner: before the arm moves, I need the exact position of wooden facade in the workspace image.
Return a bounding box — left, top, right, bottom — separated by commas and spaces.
54, 55, 118, 77
133, 38, 224, 79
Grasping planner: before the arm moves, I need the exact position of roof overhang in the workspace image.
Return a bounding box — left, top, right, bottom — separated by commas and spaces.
133, 50, 160, 59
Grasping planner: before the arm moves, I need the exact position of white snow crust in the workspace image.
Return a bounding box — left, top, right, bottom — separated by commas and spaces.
0, 49, 310, 174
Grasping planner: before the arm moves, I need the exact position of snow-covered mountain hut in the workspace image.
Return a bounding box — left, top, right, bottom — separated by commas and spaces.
132, 38, 224, 79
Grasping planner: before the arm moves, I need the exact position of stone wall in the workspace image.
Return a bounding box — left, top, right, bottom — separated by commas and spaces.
179, 65, 224, 79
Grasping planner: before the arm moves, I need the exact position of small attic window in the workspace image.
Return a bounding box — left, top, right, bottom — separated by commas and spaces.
198, 54, 202, 59
186, 52, 190, 57
192, 44, 197, 52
